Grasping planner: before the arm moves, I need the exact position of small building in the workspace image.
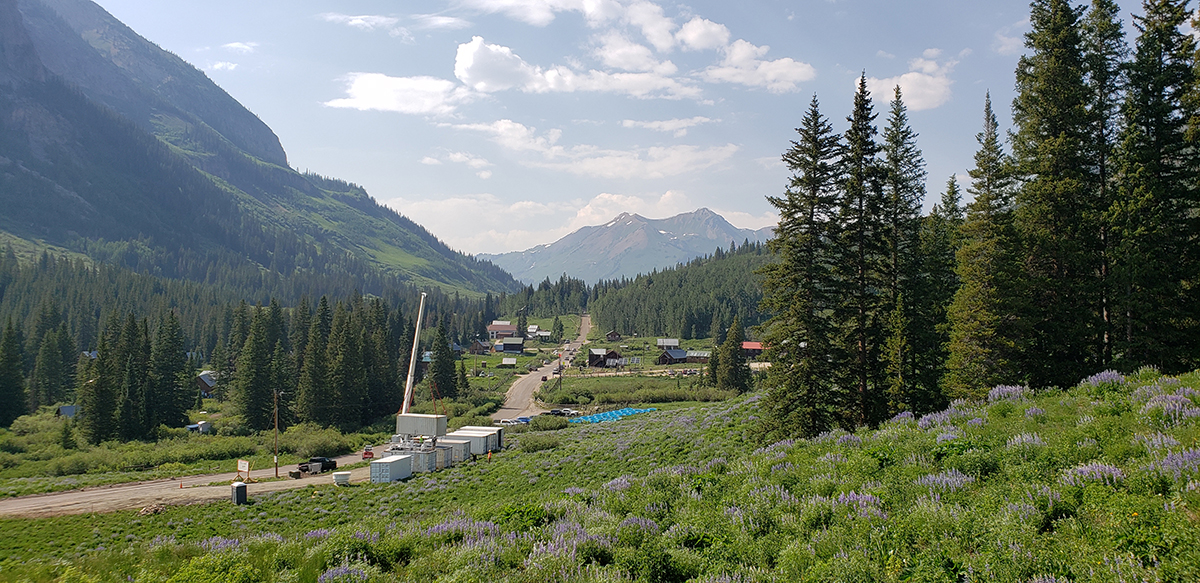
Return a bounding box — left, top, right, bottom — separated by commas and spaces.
606, 330, 622, 342
487, 320, 518, 339
536, 330, 552, 342
501, 337, 525, 354
185, 420, 213, 434
658, 349, 688, 365
588, 348, 622, 368
526, 324, 540, 338
743, 341, 764, 359
196, 370, 218, 397
686, 350, 711, 364
657, 338, 680, 349
467, 340, 491, 355
499, 357, 518, 368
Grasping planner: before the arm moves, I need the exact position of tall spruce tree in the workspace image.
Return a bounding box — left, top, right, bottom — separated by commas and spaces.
1112, 0, 1199, 372
834, 75, 888, 426
326, 303, 366, 430
0, 319, 26, 427
429, 325, 457, 401
148, 311, 190, 429
296, 296, 332, 425
1083, 0, 1129, 364
78, 333, 117, 444
1011, 0, 1102, 388
716, 316, 751, 394
910, 176, 964, 412
760, 95, 843, 440
232, 309, 274, 431
946, 94, 1021, 398
879, 87, 927, 414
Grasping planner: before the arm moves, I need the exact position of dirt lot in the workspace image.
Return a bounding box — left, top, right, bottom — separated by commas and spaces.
0, 452, 369, 519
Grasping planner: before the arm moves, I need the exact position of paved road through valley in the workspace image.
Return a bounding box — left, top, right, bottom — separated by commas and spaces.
491, 314, 591, 421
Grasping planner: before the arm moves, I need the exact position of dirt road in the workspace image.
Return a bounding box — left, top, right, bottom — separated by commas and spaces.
0, 451, 370, 519
492, 314, 591, 421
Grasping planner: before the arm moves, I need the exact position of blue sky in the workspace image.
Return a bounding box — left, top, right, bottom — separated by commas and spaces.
92, 0, 1145, 254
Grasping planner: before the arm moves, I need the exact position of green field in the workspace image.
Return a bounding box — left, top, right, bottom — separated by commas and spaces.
2, 367, 1198, 581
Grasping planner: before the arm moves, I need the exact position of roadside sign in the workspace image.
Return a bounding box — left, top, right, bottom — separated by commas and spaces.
237, 459, 250, 473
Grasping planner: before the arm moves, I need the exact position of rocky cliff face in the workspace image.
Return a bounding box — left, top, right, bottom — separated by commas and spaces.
0, 0, 45, 85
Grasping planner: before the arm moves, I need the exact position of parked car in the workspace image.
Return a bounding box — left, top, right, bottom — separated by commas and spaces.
516, 416, 531, 424
541, 376, 548, 381
298, 457, 337, 474
549, 409, 564, 416
499, 419, 519, 426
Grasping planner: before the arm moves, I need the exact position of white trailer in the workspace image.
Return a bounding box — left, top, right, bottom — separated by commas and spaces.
438, 438, 471, 464
461, 425, 504, 449
446, 430, 488, 455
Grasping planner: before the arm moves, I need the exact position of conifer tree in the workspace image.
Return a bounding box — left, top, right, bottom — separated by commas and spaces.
834, 75, 888, 425
289, 296, 311, 369
0, 319, 26, 427
78, 334, 117, 444
326, 303, 365, 429
115, 315, 149, 440
551, 316, 564, 344
296, 296, 332, 425
946, 94, 1021, 398
1011, 0, 1102, 388
457, 359, 470, 399
716, 316, 751, 394
149, 311, 190, 429
760, 95, 843, 439
28, 327, 70, 410
1112, 0, 1199, 372
910, 176, 963, 411
269, 342, 294, 430
1083, 0, 1129, 363
232, 309, 274, 431
429, 325, 457, 401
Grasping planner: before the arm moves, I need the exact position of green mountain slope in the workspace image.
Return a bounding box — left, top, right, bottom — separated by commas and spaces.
0, 0, 518, 295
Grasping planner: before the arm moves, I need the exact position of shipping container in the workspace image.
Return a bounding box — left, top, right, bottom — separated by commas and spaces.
446, 431, 488, 455
409, 450, 438, 473
451, 429, 499, 453
370, 455, 412, 484
395, 414, 448, 437
461, 425, 504, 449
438, 438, 471, 463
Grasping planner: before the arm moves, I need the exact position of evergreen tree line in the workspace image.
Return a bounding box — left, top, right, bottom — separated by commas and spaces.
762, 0, 1200, 440
590, 241, 770, 340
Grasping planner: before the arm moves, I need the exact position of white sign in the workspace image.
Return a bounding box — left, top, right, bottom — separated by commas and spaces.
237, 459, 250, 472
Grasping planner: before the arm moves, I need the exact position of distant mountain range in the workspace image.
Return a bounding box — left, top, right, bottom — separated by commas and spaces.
480, 208, 774, 284
0, 0, 518, 294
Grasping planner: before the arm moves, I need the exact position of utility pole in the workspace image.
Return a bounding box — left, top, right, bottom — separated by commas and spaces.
273, 388, 280, 478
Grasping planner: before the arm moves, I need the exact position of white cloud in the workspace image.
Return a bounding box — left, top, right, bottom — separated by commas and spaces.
866, 51, 958, 111
455, 36, 697, 98
458, 0, 622, 27
994, 19, 1029, 56
623, 1, 677, 52
445, 119, 737, 178
621, 116, 714, 137
420, 156, 442, 165
754, 155, 784, 169
324, 73, 473, 115
593, 32, 676, 74
383, 192, 581, 252
321, 13, 400, 30
676, 17, 729, 51
477, 170, 493, 179
701, 39, 815, 93
713, 209, 778, 232
210, 62, 238, 71
568, 190, 693, 230
411, 15, 472, 29
222, 42, 258, 53
447, 151, 493, 169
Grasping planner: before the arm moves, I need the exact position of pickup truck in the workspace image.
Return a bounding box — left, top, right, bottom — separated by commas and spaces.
298, 457, 337, 474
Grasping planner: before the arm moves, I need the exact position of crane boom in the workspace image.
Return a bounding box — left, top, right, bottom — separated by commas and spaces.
401, 292, 427, 414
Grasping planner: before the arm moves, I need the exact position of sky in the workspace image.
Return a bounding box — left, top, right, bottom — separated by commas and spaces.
90, 0, 1148, 255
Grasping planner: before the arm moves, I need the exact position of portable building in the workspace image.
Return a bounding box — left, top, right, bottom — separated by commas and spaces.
370, 455, 412, 483
453, 428, 500, 453
434, 444, 454, 469
396, 413, 447, 437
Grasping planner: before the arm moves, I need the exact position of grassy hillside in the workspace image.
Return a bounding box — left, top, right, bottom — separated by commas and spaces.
2, 367, 1198, 581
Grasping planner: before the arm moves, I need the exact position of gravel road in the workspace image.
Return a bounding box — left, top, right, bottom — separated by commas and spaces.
491, 314, 590, 421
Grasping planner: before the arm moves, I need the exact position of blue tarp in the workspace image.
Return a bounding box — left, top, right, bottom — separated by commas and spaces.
569, 407, 657, 424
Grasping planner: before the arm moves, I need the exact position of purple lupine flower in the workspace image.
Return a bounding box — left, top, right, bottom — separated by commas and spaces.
967, 417, 986, 427
1027, 576, 1067, 583
818, 453, 846, 465
937, 430, 960, 444
837, 434, 863, 447
425, 514, 499, 539
889, 411, 915, 424
1024, 407, 1045, 418
199, 536, 241, 553
352, 531, 379, 543
1135, 432, 1180, 453
562, 486, 586, 495
915, 469, 975, 492
318, 565, 368, 583
603, 476, 632, 492
1007, 433, 1045, 447
1082, 370, 1125, 388
750, 484, 798, 505
753, 439, 796, 455
619, 516, 659, 534
988, 385, 1028, 402
771, 461, 796, 473
256, 533, 284, 543
1150, 448, 1200, 481
305, 529, 332, 540
1141, 393, 1200, 427
1062, 463, 1125, 487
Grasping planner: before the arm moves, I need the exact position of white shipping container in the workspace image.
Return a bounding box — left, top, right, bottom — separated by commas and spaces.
409, 450, 438, 473
434, 445, 453, 469
370, 455, 412, 484
455, 429, 499, 453
461, 426, 504, 449
446, 431, 488, 455
438, 438, 471, 463
395, 414, 448, 437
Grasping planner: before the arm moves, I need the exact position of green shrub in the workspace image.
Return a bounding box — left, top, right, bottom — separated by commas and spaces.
166, 552, 260, 583
277, 425, 350, 458
518, 434, 560, 452
528, 416, 568, 431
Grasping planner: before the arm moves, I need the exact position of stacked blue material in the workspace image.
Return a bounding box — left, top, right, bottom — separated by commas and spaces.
568, 407, 657, 424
